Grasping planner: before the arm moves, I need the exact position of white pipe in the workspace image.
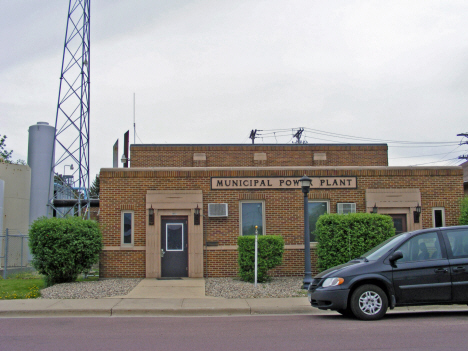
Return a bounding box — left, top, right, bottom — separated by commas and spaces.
254, 225, 258, 287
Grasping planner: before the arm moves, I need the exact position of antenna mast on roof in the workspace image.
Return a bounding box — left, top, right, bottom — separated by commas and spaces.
133, 93, 136, 144
49, 0, 91, 219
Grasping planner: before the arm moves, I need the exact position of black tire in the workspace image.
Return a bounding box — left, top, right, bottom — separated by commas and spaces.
349, 284, 388, 321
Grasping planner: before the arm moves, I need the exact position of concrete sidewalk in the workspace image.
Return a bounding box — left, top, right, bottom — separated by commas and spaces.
0, 278, 467, 318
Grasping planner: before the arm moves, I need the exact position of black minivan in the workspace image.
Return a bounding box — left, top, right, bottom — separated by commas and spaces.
308, 225, 468, 320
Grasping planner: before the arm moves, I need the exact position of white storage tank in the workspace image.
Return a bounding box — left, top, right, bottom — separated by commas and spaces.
28, 122, 55, 224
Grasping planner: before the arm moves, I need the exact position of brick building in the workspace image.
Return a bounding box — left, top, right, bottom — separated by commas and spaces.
99, 144, 464, 278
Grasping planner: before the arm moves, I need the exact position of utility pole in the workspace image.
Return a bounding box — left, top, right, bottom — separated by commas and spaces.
293, 128, 304, 144
457, 133, 468, 161
458, 133, 468, 144
250, 129, 258, 144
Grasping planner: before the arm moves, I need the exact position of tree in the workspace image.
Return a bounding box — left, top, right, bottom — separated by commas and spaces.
460, 197, 468, 225
316, 213, 395, 271
0, 135, 13, 162
237, 235, 284, 282
0, 134, 26, 165
89, 175, 100, 198
29, 216, 102, 286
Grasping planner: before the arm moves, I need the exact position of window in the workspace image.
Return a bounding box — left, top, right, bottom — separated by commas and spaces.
240, 201, 264, 235
445, 229, 468, 258
433, 207, 445, 228
121, 211, 134, 245
396, 232, 441, 262
308, 201, 329, 242
337, 203, 356, 214
166, 223, 184, 251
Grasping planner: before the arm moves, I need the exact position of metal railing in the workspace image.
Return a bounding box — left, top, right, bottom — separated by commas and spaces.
0, 229, 32, 279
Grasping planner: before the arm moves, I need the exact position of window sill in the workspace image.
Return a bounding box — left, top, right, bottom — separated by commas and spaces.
103, 246, 145, 251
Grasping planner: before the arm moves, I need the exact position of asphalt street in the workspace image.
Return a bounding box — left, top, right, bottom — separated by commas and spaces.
2, 311, 468, 351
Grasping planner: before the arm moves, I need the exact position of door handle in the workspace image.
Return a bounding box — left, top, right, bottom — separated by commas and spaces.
452, 267, 466, 273
434, 268, 448, 273
161, 249, 165, 257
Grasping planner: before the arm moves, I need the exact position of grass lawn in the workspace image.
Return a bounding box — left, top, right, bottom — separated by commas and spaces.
0, 271, 99, 300
0, 273, 45, 300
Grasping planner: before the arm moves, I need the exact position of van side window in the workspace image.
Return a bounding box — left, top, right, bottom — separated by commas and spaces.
445, 229, 468, 258
396, 232, 441, 262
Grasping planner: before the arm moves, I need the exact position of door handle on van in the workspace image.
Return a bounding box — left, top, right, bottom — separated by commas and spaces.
452, 267, 466, 273
434, 268, 448, 273
161, 249, 165, 257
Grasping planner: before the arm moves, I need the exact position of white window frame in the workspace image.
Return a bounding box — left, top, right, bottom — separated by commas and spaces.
239, 200, 266, 236
308, 200, 330, 242
121, 210, 134, 246
432, 207, 445, 228
337, 203, 356, 214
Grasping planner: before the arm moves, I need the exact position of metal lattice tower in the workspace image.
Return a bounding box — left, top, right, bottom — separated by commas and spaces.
49, 0, 91, 218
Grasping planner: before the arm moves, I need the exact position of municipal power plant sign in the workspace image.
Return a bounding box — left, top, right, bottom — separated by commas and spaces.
211, 177, 357, 190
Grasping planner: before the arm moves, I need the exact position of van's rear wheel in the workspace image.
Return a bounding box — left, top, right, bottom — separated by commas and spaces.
350, 284, 388, 320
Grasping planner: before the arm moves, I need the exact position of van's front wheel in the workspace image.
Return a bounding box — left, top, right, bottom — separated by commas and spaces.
350, 284, 388, 320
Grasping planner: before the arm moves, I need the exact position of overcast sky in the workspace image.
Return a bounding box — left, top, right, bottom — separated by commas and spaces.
1, 0, 468, 179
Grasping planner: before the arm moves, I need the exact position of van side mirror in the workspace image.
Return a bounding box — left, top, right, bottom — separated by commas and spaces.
389, 251, 403, 265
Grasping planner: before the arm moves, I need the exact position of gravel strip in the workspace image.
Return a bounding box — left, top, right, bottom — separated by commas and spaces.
205, 277, 307, 299
39, 277, 306, 299
40, 279, 143, 299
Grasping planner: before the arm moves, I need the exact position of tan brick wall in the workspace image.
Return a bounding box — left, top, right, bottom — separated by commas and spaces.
99, 250, 146, 278
100, 166, 463, 278
130, 144, 388, 168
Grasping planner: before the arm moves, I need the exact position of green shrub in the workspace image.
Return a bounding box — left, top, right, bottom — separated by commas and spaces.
237, 235, 284, 282
460, 197, 468, 225
316, 213, 395, 271
29, 217, 102, 286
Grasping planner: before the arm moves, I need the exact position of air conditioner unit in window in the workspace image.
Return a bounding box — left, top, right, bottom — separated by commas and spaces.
208, 203, 228, 217
337, 203, 356, 214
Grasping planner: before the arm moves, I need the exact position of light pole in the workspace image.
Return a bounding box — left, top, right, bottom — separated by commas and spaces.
300, 175, 312, 289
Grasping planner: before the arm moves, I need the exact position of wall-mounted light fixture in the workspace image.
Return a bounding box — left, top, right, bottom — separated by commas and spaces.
372, 203, 378, 214
121, 154, 130, 166
148, 205, 154, 226
194, 205, 200, 225
414, 203, 421, 223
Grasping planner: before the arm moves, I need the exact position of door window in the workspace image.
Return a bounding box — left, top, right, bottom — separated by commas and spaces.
396, 232, 442, 262
166, 223, 184, 251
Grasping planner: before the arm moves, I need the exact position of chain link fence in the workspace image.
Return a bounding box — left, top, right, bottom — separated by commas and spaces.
0, 229, 33, 279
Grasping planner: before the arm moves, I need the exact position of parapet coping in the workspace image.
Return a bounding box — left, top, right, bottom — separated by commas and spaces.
101, 165, 462, 172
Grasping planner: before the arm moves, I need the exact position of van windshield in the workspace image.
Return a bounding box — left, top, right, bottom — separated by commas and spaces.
361, 233, 409, 261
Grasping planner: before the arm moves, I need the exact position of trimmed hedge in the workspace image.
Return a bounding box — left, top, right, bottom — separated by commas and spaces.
460, 197, 468, 225
29, 217, 103, 286
237, 235, 284, 282
316, 213, 395, 271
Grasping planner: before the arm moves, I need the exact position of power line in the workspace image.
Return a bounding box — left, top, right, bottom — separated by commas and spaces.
389, 150, 463, 159
408, 157, 460, 166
